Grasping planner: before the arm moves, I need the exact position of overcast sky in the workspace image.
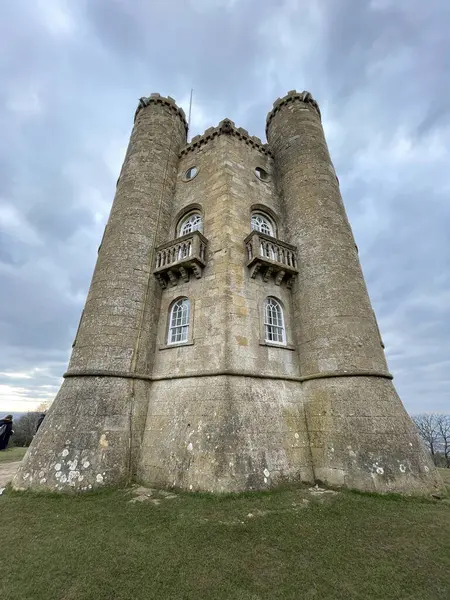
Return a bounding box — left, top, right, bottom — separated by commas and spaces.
1, 0, 449, 415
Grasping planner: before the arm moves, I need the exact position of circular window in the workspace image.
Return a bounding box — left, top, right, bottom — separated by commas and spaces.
255, 167, 269, 181
184, 166, 198, 181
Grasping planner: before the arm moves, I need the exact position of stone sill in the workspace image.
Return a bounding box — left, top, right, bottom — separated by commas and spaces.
159, 341, 195, 351
259, 341, 296, 351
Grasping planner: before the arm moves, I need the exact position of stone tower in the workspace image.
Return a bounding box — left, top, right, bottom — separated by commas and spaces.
14, 91, 441, 495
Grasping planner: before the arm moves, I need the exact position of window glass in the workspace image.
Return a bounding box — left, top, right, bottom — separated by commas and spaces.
255, 167, 269, 181
184, 166, 198, 181
168, 298, 190, 344
251, 213, 274, 236
264, 297, 286, 345
179, 213, 202, 236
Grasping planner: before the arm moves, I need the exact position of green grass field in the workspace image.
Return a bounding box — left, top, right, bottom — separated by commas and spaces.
438, 467, 450, 486
1, 483, 449, 600
0, 446, 27, 463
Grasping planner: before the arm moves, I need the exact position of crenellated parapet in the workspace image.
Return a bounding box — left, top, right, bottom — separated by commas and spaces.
135, 93, 188, 132
266, 90, 321, 136
181, 118, 272, 157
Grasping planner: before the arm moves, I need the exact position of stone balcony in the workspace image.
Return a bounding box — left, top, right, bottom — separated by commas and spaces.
154, 231, 208, 288
245, 231, 298, 288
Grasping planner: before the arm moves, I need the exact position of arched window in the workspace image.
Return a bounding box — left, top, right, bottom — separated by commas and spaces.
264, 297, 286, 345
178, 212, 203, 236
251, 212, 274, 237
168, 298, 190, 344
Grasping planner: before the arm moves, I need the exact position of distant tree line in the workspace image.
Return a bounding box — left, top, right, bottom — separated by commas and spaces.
12, 412, 41, 447
412, 414, 450, 468
11, 402, 50, 447
9, 407, 450, 465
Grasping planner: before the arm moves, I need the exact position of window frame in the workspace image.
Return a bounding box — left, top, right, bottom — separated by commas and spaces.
254, 166, 270, 182
178, 212, 203, 237
258, 296, 294, 350
167, 298, 191, 346
263, 297, 286, 346
251, 212, 276, 237
183, 166, 199, 182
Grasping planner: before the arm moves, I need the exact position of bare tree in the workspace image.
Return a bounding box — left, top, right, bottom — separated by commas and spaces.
437, 415, 450, 468
412, 414, 441, 460
12, 412, 40, 447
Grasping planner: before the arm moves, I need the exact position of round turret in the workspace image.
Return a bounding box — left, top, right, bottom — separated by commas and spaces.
13, 95, 187, 492
70, 94, 187, 375
267, 91, 440, 494
267, 91, 388, 377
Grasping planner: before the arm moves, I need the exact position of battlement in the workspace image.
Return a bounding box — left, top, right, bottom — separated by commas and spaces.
180, 118, 272, 158
134, 93, 188, 132
266, 90, 321, 135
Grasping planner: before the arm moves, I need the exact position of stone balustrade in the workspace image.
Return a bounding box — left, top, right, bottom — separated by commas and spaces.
245, 231, 298, 288
154, 231, 208, 288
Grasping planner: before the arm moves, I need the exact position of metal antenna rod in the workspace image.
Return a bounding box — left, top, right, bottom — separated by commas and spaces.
188, 89, 193, 140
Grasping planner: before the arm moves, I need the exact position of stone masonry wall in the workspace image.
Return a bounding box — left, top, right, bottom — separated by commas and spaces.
13, 96, 187, 491
139, 376, 312, 492
138, 128, 313, 490
266, 91, 441, 494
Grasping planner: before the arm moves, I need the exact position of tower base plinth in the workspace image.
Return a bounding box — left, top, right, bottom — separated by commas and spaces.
12, 375, 149, 493
304, 376, 442, 495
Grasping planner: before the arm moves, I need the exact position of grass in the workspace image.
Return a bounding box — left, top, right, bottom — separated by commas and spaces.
0, 446, 27, 463
438, 467, 450, 486
0, 484, 449, 600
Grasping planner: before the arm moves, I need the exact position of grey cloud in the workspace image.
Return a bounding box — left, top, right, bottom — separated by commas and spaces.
27, 200, 94, 242
1, 0, 449, 414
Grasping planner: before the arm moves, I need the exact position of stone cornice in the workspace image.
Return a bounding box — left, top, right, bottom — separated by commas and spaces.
134, 93, 188, 132
180, 119, 272, 158
266, 90, 321, 136
64, 368, 393, 383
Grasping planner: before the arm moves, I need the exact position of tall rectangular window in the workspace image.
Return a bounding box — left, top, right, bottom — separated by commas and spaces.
264, 297, 286, 345
168, 298, 190, 344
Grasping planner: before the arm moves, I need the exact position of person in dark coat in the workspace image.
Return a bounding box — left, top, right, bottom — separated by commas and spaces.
36, 413, 46, 433
0, 415, 14, 450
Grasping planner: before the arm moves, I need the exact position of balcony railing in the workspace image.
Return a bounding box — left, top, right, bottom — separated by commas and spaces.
154, 231, 208, 288
244, 231, 298, 288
